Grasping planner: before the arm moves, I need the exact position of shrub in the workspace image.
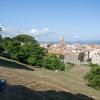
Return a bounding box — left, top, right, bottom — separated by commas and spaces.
27, 55, 37, 66
16, 53, 29, 64
85, 67, 100, 89
78, 52, 85, 62
89, 63, 99, 67
42, 55, 65, 71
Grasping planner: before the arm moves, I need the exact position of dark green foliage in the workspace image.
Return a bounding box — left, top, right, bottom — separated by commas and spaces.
0, 34, 65, 71
89, 63, 100, 67
85, 66, 100, 89
43, 55, 65, 71
0, 34, 2, 41
0, 47, 5, 54
0, 28, 3, 48
0, 32, 3, 52
13, 34, 38, 45
27, 55, 37, 65
1, 37, 14, 50
78, 52, 85, 62
16, 53, 29, 63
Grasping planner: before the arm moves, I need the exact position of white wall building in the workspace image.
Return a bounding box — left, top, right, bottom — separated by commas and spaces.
89, 49, 100, 65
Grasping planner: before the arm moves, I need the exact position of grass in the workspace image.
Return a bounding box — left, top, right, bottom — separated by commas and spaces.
0, 56, 100, 100
0, 56, 33, 70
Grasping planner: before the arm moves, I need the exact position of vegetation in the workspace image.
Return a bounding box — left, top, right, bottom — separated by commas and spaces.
85, 66, 100, 89
89, 63, 100, 67
78, 52, 85, 64
43, 55, 65, 71
0, 57, 99, 100
0, 34, 65, 71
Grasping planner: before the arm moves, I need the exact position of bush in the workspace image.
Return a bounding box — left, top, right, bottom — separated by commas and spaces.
42, 55, 65, 71
0, 47, 5, 54
89, 63, 99, 67
27, 55, 37, 66
84, 67, 100, 89
78, 52, 85, 62
16, 53, 29, 64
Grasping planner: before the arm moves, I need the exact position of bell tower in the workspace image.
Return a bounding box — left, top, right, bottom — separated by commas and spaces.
60, 35, 65, 47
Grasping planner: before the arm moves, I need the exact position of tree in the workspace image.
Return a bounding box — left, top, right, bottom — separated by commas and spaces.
0, 34, 2, 41
1, 34, 65, 71
27, 54, 37, 65
85, 66, 100, 89
0, 30, 4, 54
43, 55, 65, 71
16, 52, 29, 63
0, 27, 2, 43
13, 34, 38, 45
3, 34, 45, 65
78, 52, 85, 65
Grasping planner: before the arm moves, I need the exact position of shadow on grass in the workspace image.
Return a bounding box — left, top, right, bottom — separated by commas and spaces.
0, 85, 94, 100
0, 58, 33, 71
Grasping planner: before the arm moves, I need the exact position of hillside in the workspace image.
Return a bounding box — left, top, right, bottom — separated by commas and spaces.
0, 57, 100, 100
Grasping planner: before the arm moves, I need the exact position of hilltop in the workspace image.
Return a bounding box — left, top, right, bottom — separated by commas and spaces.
0, 57, 100, 100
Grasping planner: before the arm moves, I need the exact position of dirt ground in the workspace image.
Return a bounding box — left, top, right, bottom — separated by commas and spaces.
0, 57, 100, 100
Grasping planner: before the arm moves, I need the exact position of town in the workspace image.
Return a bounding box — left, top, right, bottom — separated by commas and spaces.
40, 35, 100, 65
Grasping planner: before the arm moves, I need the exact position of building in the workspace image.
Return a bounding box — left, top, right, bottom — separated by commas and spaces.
89, 49, 100, 65
64, 53, 80, 64
48, 35, 68, 55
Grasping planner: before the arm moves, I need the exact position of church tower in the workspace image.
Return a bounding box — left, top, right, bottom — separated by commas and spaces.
60, 35, 65, 47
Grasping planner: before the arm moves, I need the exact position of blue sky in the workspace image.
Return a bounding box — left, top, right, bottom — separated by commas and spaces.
0, 0, 100, 42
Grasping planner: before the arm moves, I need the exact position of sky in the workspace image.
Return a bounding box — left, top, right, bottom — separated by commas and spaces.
0, 0, 100, 42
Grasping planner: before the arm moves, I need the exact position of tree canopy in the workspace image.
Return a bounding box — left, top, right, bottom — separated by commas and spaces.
0, 34, 65, 71
78, 52, 85, 62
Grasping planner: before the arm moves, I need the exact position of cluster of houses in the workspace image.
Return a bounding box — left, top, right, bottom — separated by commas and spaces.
39, 36, 100, 65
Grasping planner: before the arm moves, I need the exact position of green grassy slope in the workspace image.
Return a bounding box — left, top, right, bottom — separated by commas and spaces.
0, 57, 100, 100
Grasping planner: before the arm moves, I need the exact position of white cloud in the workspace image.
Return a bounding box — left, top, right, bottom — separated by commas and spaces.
0, 25, 52, 37
30, 28, 50, 36
30, 29, 39, 33
74, 35, 80, 39
30, 29, 39, 36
